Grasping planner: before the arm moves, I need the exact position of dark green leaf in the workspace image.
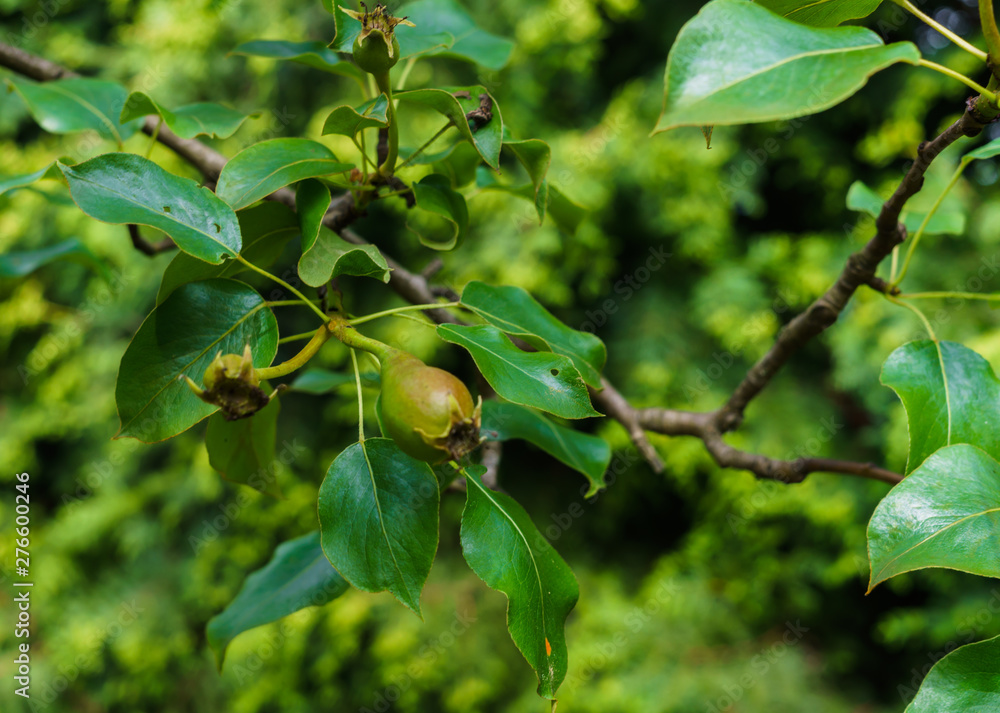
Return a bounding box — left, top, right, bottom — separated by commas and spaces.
437, 323, 601, 420
296, 179, 330, 253
156, 202, 300, 304
867, 444, 1000, 590
205, 396, 282, 498
460, 465, 579, 698
904, 634, 1000, 712
0, 238, 110, 281
5, 76, 142, 142
120, 91, 259, 139
329, 0, 455, 60
755, 0, 883, 27
206, 531, 348, 668
0, 162, 64, 197
460, 281, 607, 388
402, 0, 515, 69
215, 138, 353, 210
298, 226, 390, 287
321, 94, 390, 138
59, 153, 241, 265
847, 181, 965, 236
654, 0, 920, 133
115, 279, 278, 442
481, 400, 610, 496
230, 40, 364, 80
881, 340, 1000, 473
395, 86, 503, 169
317, 438, 439, 614
408, 174, 469, 251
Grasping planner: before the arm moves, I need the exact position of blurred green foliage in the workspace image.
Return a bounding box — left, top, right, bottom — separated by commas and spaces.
3, 0, 1000, 711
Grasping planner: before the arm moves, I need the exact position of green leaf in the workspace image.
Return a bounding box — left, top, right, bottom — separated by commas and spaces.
437, 323, 601, 420
408, 174, 469, 251
654, 0, 920, 133
965, 137, 1000, 162
755, 0, 883, 27
205, 396, 282, 498
867, 444, 1000, 591
215, 138, 353, 210
330, 0, 453, 58
460, 281, 607, 389
460, 465, 579, 698
291, 368, 378, 394
298, 226, 390, 287
5, 76, 143, 142
321, 94, 390, 139
395, 86, 503, 169
481, 400, 610, 497
0, 238, 110, 281
206, 531, 348, 669
904, 634, 1000, 712
115, 279, 278, 442
503, 139, 551, 199
156, 202, 300, 304
295, 178, 330, 253
401, 0, 515, 69
59, 153, 241, 265
230, 40, 365, 80
0, 161, 64, 198
120, 91, 259, 139
847, 181, 965, 236
317, 438, 439, 615
881, 340, 1000, 474
546, 183, 587, 235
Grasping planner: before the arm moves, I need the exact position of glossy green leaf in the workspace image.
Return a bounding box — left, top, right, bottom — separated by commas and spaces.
904, 634, 1000, 712
215, 138, 353, 210
295, 179, 330, 253
460, 281, 607, 389
156, 202, 300, 304
965, 137, 1000, 162
460, 465, 579, 698
503, 139, 551, 199
206, 531, 348, 668
230, 40, 364, 80
437, 323, 601, 420
395, 86, 503, 169
317, 438, 439, 614
755, 0, 883, 27
481, 400, 610, 496
867, 444, 1000, 590
291, 368, 378, 394
321, 94, 390, 138
654, 0, 920, 133
120, 91, 259, 139
5, 76, 142, 142
59, 153, 241, 265
407, 174, 469, 251
298, 226, 390, 287
115, 279, 278, 442
847, 181, 965, 236
0, 162, 64, 197
881, 340, 1000, 473
0, 238, 110, 281
205, 396, 282, 498
401, 0, 514, 69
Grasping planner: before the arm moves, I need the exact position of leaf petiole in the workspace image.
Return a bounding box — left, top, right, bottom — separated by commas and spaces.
349, 302, 461, 326
236, 255, 329, 322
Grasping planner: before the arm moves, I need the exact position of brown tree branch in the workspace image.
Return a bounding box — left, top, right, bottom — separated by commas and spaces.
127, 224, 174, 256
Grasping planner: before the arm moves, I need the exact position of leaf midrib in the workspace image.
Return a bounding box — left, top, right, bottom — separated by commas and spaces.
360, 440, 413, 606
37, 81, 123, 144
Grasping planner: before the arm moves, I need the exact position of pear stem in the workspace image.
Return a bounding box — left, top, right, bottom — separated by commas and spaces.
328, 315, 399, 363
256, 326, 331, 379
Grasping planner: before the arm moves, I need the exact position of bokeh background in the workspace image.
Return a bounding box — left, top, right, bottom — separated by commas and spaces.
3, 0, 1000, 711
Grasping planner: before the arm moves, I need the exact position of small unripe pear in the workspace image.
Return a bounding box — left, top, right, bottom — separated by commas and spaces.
380, 352, 481, 464
353, 31, 401, 74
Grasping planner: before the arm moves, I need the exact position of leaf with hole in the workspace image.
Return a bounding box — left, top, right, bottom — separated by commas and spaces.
461, 465, 579, 698
407, 174, 469, 251
216, 138, 353, 210
115, 279, 278, 442
205, 396, 282, 498
59, 153, 241, 264
867, 444, 1000, 590
317, 438, 439, 614
460, 281, 607, 388
881, 340, 1000, 473
437, 323, 601, 420
206, 531, 348, 669
120, 91, 260, 139
481, 400, 610, 496
654, 0, 920, 133
5, 76, 143, 142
